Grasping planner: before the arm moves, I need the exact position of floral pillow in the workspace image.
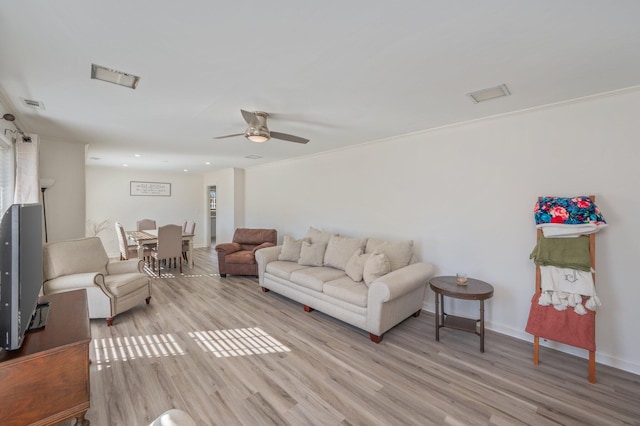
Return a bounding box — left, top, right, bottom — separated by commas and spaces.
534, 196, 606, 225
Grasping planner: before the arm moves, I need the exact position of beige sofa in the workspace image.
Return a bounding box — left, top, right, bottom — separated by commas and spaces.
42, 237, 151, 326
256, 227, 435, 343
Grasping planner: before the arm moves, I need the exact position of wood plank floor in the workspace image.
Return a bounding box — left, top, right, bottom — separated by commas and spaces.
63, 248, 640, 426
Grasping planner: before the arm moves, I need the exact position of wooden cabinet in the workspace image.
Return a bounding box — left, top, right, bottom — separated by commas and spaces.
0, 289, 91, 425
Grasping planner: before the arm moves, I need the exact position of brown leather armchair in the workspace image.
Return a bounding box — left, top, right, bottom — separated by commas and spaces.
215, 228, 277, 277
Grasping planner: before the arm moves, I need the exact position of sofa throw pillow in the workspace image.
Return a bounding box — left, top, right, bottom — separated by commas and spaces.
345, 248, 372, 282
298, 241, 328, 267
304, 226, 336, 244
363, 251, 391, 287
324, 235, 366, 271
278, 235, 309, 262
365, 238, 413, 271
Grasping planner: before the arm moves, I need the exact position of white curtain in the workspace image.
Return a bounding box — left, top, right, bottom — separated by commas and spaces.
0, 133, 15, 214
13, 133, 39, 204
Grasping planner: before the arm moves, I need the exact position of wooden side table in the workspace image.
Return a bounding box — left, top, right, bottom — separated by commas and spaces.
429, 276, 494, 352
0, 289, 91, 425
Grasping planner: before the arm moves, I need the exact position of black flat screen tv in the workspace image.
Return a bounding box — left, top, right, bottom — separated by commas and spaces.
0, 203, 44, 351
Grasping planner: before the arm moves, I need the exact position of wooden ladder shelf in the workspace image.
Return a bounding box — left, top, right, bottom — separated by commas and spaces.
532, 195, 597, 383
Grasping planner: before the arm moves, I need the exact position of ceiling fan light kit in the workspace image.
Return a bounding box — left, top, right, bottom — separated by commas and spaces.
246, 129, 270, 143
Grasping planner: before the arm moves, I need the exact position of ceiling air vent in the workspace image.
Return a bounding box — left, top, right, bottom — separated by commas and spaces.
467, 84, 510, 104
91, 64, 140, 89
20, 98, 45, 110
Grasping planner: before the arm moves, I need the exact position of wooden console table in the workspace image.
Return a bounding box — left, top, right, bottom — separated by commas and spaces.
0, 289, 91, 425
429, 276, 494, 353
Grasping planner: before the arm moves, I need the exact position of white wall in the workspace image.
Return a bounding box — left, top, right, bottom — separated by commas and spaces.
39, 138, 86, 241
86, 166, 205, 257
244, 88, 640, 375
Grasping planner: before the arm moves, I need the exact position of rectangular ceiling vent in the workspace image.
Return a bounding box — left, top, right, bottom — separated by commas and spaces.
91, 64, 140, 89
21, 98, 45, 110
467, 84, 510, 104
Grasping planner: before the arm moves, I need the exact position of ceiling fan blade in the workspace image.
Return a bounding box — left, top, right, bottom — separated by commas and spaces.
241, 109, 258, 126
213, 133, 244, 139
270, 131, 309, 144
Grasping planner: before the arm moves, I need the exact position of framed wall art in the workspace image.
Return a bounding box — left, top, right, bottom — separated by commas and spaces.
130, 181, 171, 197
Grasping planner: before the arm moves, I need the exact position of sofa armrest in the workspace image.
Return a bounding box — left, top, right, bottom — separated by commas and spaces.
255, 245, 283, 286
252, 242, 275, 253
106, 259, 144, 274
215, 242, 241, 255
43, 272, 103, 294
368, 262, 436, 304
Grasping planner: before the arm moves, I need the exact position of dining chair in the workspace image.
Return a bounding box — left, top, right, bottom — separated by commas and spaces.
136, 218, 157, 255
182, 221, 196, 264
137, 219, 156, 231
116, 222, 152, 264
151, 224, 183, 276
115, 222, 138, 260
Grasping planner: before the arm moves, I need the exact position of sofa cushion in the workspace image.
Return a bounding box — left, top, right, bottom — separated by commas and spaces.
225, 250, 256, 264
290, 267, 346, 292
278, 235, 309, 262
344, 248, 372, 282
266, 261, 310, 280
365, 238, 413, 271
323, 276, 368, 307
298, 241, 328, 267
105, 273, 149, 296
304, 226, 336, 244
324, 235, 366, 271
363, 251, 391, 286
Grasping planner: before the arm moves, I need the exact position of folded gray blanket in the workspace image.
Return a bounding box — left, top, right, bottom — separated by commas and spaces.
529, 234, 591, 272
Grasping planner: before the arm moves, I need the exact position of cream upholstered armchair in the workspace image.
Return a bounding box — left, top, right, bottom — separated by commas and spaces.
42, 237, 151, 326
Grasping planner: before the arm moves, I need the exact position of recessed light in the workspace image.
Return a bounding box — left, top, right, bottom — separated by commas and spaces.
245, 155, 263, 159
467, 84, 510, 103
91, 64, 140, 89
123, 164, 128, 167
205, 162, 210, 165
183, 169, 188, 172
134, 154, 141, 157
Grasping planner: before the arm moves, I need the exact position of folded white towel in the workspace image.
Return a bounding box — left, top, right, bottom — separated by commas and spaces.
540, 266, 596, 297
539, 265, 600, 313
537, 223, 607, 238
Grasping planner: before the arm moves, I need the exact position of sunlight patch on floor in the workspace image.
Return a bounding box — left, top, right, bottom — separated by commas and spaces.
141, 264, 217, 279
189, 327, 291, 358
93, 334, 185, 370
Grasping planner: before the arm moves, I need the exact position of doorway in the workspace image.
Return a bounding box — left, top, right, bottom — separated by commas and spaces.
208, 186, 216, 246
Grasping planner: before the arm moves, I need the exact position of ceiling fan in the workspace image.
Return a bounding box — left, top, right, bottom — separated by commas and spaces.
214, 110, 309, 144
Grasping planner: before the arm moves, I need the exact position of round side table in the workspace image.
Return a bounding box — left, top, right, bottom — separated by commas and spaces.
429, 276, 494, 352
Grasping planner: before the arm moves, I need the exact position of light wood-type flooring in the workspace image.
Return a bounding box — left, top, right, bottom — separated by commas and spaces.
62, 247, 639, 426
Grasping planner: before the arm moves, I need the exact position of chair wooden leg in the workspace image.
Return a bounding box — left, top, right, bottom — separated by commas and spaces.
145, 297, 151, 304
106, 317, 114, 326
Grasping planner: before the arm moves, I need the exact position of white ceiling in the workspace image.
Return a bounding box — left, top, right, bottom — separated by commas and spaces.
1, 1, 639, 173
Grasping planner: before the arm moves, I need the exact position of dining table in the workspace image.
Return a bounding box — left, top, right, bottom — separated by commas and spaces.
126, 229, 195, 269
